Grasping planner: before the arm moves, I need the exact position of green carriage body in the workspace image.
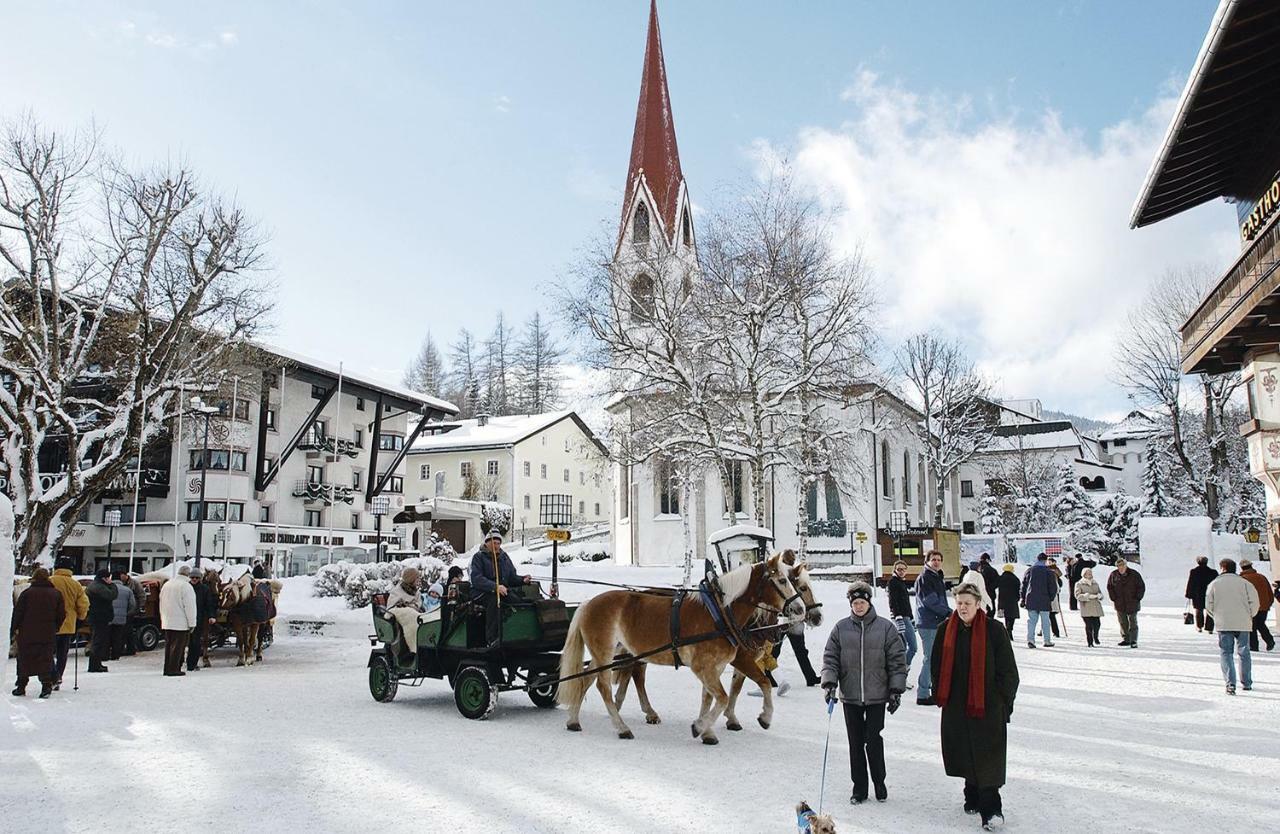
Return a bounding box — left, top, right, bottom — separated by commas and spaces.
366, 582, 577, 720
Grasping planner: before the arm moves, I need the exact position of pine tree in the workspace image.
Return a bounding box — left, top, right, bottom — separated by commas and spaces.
403, 331, 447, 396
1140, 437, 1173, 517
1050, 463, 1101, 554
978, 493, 1004, 534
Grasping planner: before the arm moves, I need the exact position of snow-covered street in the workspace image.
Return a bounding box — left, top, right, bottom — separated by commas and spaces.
4, 565, 1278, 834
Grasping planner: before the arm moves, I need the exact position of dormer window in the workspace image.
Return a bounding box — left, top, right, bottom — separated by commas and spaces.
633, 202, 650, 245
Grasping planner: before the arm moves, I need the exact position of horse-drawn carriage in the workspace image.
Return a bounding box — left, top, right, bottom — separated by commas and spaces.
366, 580, 577, 720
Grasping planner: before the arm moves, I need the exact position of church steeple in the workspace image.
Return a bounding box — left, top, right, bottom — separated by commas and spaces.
620, 0, 688, 248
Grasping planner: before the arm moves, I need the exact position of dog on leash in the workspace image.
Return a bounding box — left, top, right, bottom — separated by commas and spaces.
796, 801, 836, 834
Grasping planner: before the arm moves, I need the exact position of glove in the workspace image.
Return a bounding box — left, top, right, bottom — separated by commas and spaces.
887, 693, 901, 715
823, 684, 838, 705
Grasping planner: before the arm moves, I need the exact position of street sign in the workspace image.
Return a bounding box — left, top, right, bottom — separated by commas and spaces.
547, 529, 572, 542
856, 532, 868, 542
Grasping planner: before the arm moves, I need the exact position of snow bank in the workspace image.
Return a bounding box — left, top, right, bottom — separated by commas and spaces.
0, 495, 14, 691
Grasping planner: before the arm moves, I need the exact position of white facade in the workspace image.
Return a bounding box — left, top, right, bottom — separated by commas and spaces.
1096, 410, 1161, 495
61, 347, 456, 576
404, 412, 611, 550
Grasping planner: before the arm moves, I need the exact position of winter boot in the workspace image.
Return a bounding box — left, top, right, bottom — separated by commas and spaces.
1026, 642, 1036, 649
38, 683, 53, 699
874, 782, 888, 802
11, 684, 26, 697
982, 813, 1005, 830
1226, 684, 1236, 695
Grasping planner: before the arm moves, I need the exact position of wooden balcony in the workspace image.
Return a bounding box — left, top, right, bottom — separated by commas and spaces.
1180, 218, 1280, 374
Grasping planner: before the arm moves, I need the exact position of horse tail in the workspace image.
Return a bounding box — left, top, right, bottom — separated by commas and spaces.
556, 610, 591, 707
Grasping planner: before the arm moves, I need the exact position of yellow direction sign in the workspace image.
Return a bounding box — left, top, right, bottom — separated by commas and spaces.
547, 529, 572, 542
856, 532, 868, 542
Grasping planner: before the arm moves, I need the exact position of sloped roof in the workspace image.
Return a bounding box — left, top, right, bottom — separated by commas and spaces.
407, 411, 608, 456
1097, 410, 1162, 442
619, 0, 686, 243
259, 343, 457, 415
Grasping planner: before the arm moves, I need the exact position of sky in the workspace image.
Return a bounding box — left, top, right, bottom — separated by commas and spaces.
0, 1, 1239, 422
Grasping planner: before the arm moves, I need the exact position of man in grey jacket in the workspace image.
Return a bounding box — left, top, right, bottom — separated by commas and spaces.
1205, 558, 1259, 695
821, 581, 908, 805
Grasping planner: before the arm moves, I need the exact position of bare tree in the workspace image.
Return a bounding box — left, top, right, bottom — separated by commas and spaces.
516, 312, 565, 414
895, 334, 997, 527
0, 118, 272, 568
403, 331, 447, 396
448, 328, 479, 417
1113, 265, 1241, 526
483, 313, 515, 415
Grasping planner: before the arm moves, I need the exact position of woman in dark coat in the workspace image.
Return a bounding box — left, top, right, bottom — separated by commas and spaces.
931, 580, 1019, 831
11, 568, 66, 698
995, 564, 1021, 635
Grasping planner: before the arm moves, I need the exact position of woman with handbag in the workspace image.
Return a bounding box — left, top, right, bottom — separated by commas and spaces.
1074, 568, 1104, 647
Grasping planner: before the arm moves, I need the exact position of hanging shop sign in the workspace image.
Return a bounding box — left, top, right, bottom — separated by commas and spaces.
1240, 176, 1280, 241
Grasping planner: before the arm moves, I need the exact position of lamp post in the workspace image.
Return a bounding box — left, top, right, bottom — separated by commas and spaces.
216, 524, 228, 563
371, 494, 390, 562
189, 395, 220, 568
103, 508, 122, 574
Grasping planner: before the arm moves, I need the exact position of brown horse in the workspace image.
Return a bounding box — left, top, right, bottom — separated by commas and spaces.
614, 550, 823, 732
556, 555, 799, 744
218, 574, 270, 667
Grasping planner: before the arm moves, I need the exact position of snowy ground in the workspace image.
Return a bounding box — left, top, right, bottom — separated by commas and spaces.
4, 561, 1279, 834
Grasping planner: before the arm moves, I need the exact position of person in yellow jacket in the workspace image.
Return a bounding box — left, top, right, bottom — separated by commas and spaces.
49, 557, 89, 690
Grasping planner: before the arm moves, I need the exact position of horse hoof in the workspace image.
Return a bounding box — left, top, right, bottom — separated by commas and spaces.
567, 723, 581, 733
618, 730, 634, 740
726, 721, 743, 732
758, 717, 771, 730
701, 735, 719, 746
645, 714, 661, 725
690, 723, 700, 738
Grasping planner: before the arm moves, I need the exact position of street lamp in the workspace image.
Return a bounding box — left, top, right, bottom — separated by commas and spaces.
189, 395, 221, 568
103, 508, 122, 574
215, 524, 228, 562
888, 509, 910, 588
371, 494, 390, 562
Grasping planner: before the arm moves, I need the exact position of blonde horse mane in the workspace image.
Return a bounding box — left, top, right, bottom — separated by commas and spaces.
705, 561, 757, 608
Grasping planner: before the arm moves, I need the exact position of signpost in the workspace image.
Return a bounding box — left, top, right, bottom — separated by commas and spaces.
887, 510, 909, 590
539, 494, 573, 599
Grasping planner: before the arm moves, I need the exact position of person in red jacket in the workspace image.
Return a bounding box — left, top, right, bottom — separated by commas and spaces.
1239, 560, 1275, 652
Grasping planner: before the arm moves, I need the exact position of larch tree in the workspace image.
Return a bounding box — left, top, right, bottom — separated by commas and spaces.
516, 312, 565, 414
0, 118, 272, 568
403, 331, 447, 397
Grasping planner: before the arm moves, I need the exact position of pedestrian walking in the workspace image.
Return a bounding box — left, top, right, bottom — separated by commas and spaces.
1205, 558, 1259, 695
48, 558, 88, 690
10, 568, 65, 698
978, 554, 1000, 615
913, 550, 951, 706
778, 614, 821, 688
119, 572, 147, 655
1067, 553, 1096, 613
1238, 560, 1274, 652
159, 566, 198, 677
1073, 568, 1104, 647
887, 561, 918, 685
187, 568, 219, 672
84, 569, 117, 673
1184, 556, 1218, 633
821, 581, 908, 805
252, 559, 267, 579
108, 572, 137, 661
1107, 558, 1146, 648
1047, 558, 1064, 638
996, 564, 1020, 635
930, 580, 1020, 831
1019, 553, 1056, 648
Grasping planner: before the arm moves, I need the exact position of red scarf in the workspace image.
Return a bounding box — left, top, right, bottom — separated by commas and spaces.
935, 608, 987, 718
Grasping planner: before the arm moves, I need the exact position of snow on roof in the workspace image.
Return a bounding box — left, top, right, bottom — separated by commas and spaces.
408, 411, 577, 452
708, 525, 774, 547
988, 424, 1084, 454
259, 342, 458, 415
1097, 410, 1162, 442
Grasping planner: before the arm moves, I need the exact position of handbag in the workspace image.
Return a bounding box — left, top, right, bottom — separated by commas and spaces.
1183, 601, 1194, 626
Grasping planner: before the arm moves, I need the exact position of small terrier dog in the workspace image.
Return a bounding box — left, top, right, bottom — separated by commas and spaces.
796, 801, 836, 834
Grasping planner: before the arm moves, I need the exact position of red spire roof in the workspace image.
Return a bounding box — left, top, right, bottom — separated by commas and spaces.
621, 0, 685, 243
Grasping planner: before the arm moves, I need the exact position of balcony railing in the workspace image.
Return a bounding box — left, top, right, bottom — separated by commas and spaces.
802, 518, 848, 538
298, 436, 360, 459
105, 468, 171, 498
292, 480, 355, 505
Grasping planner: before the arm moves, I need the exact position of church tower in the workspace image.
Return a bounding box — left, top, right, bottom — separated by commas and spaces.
614, 0, 696, 323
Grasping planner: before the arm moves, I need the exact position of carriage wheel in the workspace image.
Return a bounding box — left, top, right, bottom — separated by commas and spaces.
453, 666, 498, 720
527, 675, 558, 709
369, 654, 399, 703
136, 625, 161, 652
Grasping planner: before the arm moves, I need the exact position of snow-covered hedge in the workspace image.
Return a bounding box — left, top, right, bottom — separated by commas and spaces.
313, 556, 447, 609
555, 542, 612, 563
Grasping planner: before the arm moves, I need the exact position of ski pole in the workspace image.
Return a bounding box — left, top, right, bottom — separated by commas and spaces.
73, 635, 79, 691
818, 697, 835, 815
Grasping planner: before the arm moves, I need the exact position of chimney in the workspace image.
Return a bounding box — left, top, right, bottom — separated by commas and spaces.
476, 412, 489, 427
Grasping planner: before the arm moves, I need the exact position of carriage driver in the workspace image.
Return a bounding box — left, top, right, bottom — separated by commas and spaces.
469, 531, 532, 646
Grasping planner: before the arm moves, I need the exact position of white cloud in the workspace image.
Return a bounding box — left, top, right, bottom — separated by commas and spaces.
494, 95, 512, 114
219, 30, 239, 47
760, 70, 1240, 418
144, 31, 179, 49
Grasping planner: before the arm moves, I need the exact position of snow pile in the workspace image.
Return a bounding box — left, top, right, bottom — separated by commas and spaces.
313, 556, 448, 609
0, 495, 14, 691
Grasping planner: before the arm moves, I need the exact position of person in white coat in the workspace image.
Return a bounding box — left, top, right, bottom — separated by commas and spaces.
159, 566, 198, 677
1205, 558, 1260, 695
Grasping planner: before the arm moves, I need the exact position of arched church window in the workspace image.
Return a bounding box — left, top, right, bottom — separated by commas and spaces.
633, 202, 650, 245
681, 206, 692, 246
631, 274, 655, 323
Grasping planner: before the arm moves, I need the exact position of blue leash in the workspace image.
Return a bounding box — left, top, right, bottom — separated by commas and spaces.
818, 698, 835, 815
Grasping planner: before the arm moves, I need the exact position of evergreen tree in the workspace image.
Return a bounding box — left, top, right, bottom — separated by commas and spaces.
1050, 463, 1102, 554
978, 493, 1004, 534
1140, 437, 1173, 517
403, 331, 447, 396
